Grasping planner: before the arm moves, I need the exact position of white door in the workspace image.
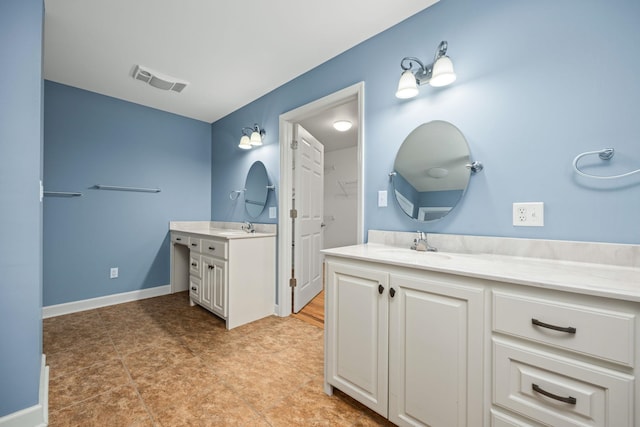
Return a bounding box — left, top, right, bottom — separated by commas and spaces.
292, 124, 324, 312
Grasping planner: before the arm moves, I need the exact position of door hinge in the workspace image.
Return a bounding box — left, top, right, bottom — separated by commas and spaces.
290, 277, 297, 288
291, 139, 298, 150
290, 209, 297, 219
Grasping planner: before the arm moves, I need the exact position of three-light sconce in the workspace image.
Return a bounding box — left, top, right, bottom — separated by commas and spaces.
395, 40, 456, 99
238, 124, 266, 150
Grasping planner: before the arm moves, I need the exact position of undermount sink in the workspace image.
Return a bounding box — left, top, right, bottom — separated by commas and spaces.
216, 230, 247, 235
374, 249, 452, 261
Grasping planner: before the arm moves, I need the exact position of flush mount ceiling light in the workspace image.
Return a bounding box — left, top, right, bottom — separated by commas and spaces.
132, 65, 188, 93
426, 167, 449, 178
238, 124, 266, 150
395, 41, 456, 99
333, 120, 353, 132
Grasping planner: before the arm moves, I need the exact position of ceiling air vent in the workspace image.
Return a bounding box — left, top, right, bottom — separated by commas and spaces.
132, 65, 188, 93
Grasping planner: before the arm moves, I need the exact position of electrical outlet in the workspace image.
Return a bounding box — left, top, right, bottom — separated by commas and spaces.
513, 202, 544, 227
110, 267, 119, 279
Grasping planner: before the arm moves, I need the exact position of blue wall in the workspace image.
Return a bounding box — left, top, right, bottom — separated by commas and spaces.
44, 82, 212, 306
211, 0, 640, 244
0, 0, 43, 417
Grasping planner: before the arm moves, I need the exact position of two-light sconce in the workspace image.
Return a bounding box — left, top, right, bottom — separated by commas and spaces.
238, 124, 266, 150
395, 40, 456, 99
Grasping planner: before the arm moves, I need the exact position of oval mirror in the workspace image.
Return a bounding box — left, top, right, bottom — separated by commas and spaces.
392, 120, 471, 222
244, 161, 270, 218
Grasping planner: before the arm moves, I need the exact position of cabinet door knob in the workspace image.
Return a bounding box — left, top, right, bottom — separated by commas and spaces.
191, 243, 197, 247
209, 247, 215, 251
191, 262, 197, 267
378, 284, 384, 294
531, 318, 576, 334
191, 287, 197, 291
389, 288, 396, 298
208, 265, 214, 270
176, 238, 182, 241
532, 383, 577, 405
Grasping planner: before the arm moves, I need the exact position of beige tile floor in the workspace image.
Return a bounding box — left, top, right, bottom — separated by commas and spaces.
44, 291, 393, 426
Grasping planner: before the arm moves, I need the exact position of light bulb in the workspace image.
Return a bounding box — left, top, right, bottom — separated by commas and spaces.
395, 70, 419, 99
250, 131, 263, 146
429, 56, 456, 87
239, 135, 252, 149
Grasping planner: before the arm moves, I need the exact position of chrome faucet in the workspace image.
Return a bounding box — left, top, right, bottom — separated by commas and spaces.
242, 221, 255, 233
411, 231, 437, 252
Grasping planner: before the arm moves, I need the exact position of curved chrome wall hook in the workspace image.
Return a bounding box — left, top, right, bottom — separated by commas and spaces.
573, 148, 640, 179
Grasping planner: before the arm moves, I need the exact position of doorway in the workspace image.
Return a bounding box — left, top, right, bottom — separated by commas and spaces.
277, 82, 364, 317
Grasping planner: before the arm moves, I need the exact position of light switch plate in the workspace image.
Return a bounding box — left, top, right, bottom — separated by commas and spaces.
378, 190, 388, 207
269, 206, 276, 218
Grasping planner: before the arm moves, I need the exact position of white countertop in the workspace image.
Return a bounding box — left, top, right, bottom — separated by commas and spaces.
322, 243, 640, 302
170, 222, 276, 240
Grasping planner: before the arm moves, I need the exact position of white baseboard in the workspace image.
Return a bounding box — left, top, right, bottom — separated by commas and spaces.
0, 355, 48, 427
42, 285, 171, 318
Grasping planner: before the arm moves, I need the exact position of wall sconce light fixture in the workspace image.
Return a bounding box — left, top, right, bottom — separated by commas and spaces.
238, 124, 266, 150
395, 40, 456, 99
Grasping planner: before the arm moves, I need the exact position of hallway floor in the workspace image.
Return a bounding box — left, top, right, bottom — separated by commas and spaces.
44, 292, 392, 426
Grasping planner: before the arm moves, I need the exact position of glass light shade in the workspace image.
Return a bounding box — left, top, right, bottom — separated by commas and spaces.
250, 131, 263, 146
333, 120, 352, 132
429, 56, 456, 87
239, 135, 252, 149
395, 70, 419, 99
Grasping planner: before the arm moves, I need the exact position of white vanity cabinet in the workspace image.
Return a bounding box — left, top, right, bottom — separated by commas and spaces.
324, 257, 485, 426
491, 288, 637, 427
171, 228, 275, 330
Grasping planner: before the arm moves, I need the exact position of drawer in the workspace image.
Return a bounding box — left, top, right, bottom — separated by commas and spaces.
493, 291, 635, 366
189, 254, 201, 277
188, 237, 201, 251
493, 339, 633, 427
189, 276, 201, 300
201, 238, 228, 259
491, 409, 538, 427
171, 232, 188, 246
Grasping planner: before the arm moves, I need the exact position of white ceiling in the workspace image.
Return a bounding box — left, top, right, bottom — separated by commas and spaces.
43, 0, 439, 124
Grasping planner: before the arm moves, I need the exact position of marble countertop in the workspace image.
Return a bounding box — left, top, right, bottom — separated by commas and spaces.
170, 221, 276, 240
322, 243, 640, 302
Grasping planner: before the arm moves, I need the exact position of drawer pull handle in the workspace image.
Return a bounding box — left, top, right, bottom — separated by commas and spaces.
208, 265, 215, 270
176, 238, 182, 241
191, 287, 197, 291
209, 247, 215, 250
378, 284, 384, 294
191, 243, 197, 247
191, 262, 197, 267
532, 383, 577, 405
531, 318, 576, 334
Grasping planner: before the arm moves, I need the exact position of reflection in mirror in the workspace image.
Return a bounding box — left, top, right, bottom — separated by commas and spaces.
392, 120, 471, 222
244, 161, 270, 218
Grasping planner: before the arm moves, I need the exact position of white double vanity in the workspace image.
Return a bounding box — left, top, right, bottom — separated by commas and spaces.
169, 221, 276, 330
323, 230, 640, 427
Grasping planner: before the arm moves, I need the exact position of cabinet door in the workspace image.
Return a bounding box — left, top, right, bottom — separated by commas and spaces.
325, 260, 389, 417
206, 257, 227, 318
389, 273, 484, 427
200, 256, 214, 309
